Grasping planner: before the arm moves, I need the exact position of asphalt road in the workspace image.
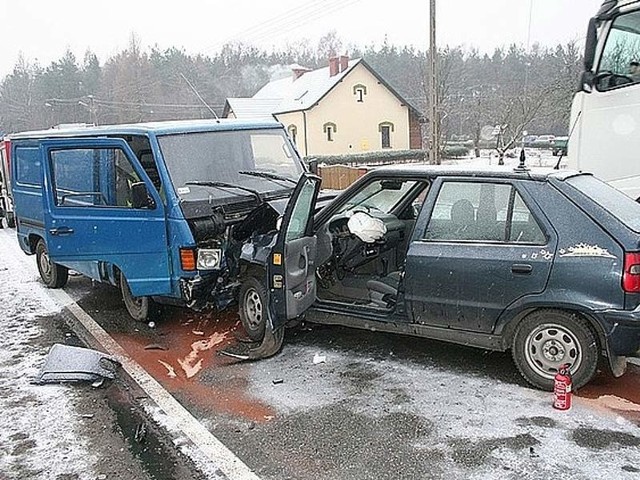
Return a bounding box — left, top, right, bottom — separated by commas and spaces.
65, 276, 640, 480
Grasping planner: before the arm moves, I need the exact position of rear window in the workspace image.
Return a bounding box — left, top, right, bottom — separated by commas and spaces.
566, 175, 640, 233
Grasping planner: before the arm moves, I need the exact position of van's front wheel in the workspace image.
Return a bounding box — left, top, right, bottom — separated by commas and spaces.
121, 275, 152, 321
239, 276, 267, 342
36, 239, 68, 288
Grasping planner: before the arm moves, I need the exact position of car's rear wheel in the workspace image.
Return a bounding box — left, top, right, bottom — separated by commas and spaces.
239, 276, 267, 342
35, 239, 69, 288
512, 309, 599, 391
120, 275, 156, 322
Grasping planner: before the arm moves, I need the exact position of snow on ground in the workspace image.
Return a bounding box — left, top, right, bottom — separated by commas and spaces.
0, 231, 99, 479
246, 339, 640, 479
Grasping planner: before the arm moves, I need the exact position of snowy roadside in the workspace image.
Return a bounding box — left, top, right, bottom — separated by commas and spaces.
0, 230, 161, 480
0, 230, 102, 478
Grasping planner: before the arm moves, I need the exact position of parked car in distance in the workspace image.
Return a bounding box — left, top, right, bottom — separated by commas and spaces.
551, 136, 569, 156
531, 135, 556, 148
239, 164, 640, 391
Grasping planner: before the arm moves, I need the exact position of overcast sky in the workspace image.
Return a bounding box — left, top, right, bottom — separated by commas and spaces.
0, 0, 601, 77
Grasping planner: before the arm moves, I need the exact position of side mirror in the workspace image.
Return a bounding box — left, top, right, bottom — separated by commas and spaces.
307, 159, 318, 175
584, 17, 597, 72
131, 182, 156, 209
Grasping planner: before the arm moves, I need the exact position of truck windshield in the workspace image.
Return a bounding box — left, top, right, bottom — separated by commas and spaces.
157, 129, 303, 201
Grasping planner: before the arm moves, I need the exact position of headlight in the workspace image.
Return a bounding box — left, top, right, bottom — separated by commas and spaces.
196, 248, 222, 270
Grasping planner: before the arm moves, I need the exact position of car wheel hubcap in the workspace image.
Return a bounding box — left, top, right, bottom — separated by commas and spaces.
524, 323, 582, 379
245, 289, 263, 329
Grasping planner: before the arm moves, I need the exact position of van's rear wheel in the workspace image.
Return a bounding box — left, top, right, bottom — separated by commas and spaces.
512, 309, 598, 390
35, 239, 68, 288
239, 276, 267, 342
121, 275, 152, 322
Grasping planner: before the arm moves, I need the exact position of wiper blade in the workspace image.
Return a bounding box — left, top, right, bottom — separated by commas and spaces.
238, 170, 297, 185
184, 181, 263, 203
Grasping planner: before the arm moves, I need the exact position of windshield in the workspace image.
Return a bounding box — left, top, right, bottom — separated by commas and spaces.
157, 129, 303, 201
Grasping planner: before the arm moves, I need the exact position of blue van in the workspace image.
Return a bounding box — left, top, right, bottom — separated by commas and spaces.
9, 119, 309, 321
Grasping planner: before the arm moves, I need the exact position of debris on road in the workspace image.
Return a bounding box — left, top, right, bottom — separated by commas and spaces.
34, 343, 120, 385
144, 343, 169, 351
312, 353, 326, 364
272, 378, 284, 385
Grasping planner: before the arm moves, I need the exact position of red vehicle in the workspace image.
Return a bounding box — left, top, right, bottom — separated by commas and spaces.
0, 139, 15, 228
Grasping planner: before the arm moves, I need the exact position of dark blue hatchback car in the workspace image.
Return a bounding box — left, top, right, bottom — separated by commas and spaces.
237, 165, 640, 390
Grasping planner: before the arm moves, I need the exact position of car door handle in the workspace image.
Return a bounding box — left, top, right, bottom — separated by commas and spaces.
511, 263, 533, 275
49, 227, 74, 236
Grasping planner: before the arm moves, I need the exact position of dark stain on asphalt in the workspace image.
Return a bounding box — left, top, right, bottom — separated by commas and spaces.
515, 416, 557, 428
571, 427, 640, 449
449, 433, 540, 468
623, 464, 640, 473
222, 405, 440, 480
339, 362, 383, 393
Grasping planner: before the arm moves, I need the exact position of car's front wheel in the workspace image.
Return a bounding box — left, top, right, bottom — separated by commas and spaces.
512, 309, 599, 391
35, 239, 69, 288
239, 276, 267, 342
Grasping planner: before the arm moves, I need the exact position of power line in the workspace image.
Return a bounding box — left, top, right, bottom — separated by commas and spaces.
207, 0, 362, 53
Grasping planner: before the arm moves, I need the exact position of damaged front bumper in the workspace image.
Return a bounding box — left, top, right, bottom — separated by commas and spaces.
180, 274, 240, 311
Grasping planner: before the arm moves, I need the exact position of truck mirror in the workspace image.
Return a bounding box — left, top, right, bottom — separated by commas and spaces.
131, 182, 155, 209
584, 17, 597, 72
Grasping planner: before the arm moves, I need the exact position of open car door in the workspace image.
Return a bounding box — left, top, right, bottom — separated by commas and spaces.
221, 173, 321, 361
269, 173, 321, 330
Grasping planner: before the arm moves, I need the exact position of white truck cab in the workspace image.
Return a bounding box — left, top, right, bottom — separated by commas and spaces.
568, 0, 640, 200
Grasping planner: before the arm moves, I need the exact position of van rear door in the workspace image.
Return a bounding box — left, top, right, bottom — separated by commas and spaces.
41, 138, 171, 296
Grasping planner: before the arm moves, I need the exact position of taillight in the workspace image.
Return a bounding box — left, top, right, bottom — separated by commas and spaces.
180, 248, 196, 271
622, 252, 640, 293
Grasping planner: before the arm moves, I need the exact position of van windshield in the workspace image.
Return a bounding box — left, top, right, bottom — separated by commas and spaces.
157, 129, 302, 201
566, 175, 640, 233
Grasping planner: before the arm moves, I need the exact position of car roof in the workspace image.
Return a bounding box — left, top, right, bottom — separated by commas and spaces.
364, 163, 584, 182
8, 118, 283, 140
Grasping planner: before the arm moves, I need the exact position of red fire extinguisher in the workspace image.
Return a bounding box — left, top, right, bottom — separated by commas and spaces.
553, 363, 573, 410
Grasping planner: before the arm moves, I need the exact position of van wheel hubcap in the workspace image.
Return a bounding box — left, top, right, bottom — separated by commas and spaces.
245, 289, 263, 329
524, 323, 582, 379
39, 251, 52, 279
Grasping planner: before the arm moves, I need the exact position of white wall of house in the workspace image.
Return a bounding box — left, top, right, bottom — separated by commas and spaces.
275, 63, 411, 157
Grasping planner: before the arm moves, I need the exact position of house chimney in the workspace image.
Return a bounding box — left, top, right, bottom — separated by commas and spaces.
339, 55, 349, 72
292, 65, 311, 80
329, 56, 339, 77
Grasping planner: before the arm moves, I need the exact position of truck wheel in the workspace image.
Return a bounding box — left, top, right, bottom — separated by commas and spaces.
7, 213, 15, 228
35, 239, 69, 288
512, 309, 598, 391
239, 276, 267, 342
120, 275, 153, 322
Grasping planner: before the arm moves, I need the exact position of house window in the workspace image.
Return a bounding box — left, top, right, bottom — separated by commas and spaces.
323, 122, 337, 142
353, 84, 367, 102
379, 122, 394, 149
287, 124, 297, 144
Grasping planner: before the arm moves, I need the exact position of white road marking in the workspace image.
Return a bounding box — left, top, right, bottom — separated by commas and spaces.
1, 231, 261, 480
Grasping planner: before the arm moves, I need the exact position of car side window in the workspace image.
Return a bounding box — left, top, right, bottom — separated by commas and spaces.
50, 147, 141, 208
285, 177, 316, 242
597, 10, 640, 91
424, 181, 545, 244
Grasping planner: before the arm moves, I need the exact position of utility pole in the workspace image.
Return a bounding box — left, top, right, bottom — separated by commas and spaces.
429, 0, 440, 164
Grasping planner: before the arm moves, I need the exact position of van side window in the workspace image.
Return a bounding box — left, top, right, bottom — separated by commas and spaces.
15, 147, 42, 186
597, 10, 640, 90
50, 148, 141, 208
